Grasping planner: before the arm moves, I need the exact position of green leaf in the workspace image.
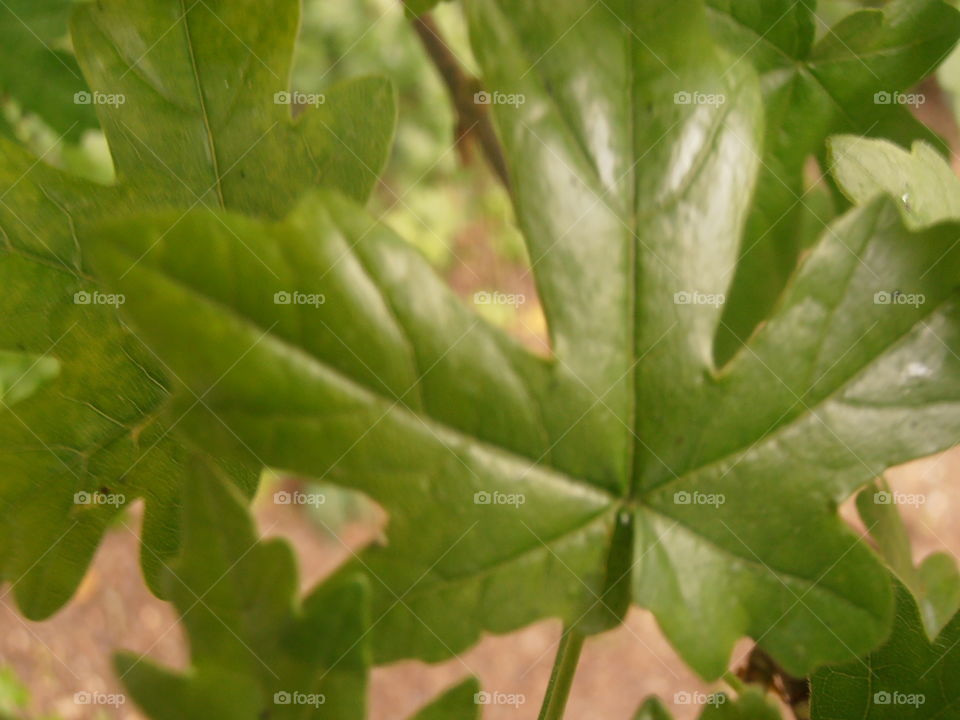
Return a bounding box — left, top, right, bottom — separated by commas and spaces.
410, 678, 481, 720
828, 136, 960, 228
0, 0, 396, 619
117, 455, 479, 720
0, 351, 60, 407
86, 0, 960, 681
635, 697, 674, 720
857, 479, 960, 639
811, 580, 960, 719
117, 455, 370, 720
634, 688, 782, 719
700, 689, 782, 719
0, 0, 98, 139
707, 0, 960, 358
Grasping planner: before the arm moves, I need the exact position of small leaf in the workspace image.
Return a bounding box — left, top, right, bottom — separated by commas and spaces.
117, 454, 370, 720
828, 136, 960, 228
811, 579, 960, 719
857, 479, 960, 639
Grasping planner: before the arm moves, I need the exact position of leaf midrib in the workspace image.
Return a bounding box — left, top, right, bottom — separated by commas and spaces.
179, 0, 226, 209
111, 239, 619, 507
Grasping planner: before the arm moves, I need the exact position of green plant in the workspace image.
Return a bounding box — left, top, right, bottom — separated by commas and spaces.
3, 0, 960, 718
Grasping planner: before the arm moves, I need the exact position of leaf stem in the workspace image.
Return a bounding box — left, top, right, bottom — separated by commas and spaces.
537, 628, 585, 720
401, 4, 511, 188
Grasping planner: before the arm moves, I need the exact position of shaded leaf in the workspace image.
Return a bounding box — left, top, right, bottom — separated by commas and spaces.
811, 579, 960, 719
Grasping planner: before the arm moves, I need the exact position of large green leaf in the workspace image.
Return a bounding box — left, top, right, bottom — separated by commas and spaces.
856, 479, 960, 640
707, 0, 960, 358
0, 0, 396, 619
117, 456, 478, 720
85, 0, 960, 682
0, 0, 98, 139
811, 579, 960, 719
